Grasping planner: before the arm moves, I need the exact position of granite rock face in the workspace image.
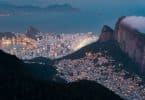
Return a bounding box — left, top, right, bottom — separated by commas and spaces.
114, 16, 145, 69
99, 25, 114, 42
100, 16, 145, 69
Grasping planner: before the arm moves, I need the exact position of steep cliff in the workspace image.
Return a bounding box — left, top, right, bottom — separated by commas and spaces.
99, 25, 114, 42
100, 16, 145, 69
114, 16, 145, 69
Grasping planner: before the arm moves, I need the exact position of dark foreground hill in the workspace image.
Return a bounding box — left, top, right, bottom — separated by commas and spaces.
0, 50, 123, 100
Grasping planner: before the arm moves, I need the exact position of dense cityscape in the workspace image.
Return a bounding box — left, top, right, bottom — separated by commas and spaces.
55, 52, 145, 100
0, 31, 98, 59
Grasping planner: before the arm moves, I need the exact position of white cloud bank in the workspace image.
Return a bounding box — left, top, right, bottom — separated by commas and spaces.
121, 16, 145, 33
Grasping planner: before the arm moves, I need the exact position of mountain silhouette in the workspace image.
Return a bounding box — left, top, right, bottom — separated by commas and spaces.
0, 50, 123, 100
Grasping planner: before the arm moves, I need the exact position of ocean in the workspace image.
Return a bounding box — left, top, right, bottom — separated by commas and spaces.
0, 5, 145, 34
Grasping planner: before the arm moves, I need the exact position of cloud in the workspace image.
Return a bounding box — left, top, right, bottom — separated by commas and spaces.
121, 16, 145, 32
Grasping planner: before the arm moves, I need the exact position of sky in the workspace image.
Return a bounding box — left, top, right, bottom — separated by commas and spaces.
1, 0, 145, 10
0, 0, 145, 14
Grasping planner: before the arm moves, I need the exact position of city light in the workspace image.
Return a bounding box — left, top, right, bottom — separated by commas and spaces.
73, 37, 98, 51
0, 32, 98, 59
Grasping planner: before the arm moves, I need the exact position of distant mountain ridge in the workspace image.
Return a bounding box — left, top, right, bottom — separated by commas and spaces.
0, 3, 79, 16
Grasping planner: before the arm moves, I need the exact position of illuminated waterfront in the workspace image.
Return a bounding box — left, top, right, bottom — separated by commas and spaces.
0, 32, 98, 59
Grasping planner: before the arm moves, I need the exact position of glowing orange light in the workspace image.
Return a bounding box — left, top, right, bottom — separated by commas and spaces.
85, 51, 92, 57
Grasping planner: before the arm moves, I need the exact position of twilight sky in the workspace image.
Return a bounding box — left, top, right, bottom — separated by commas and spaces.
0, 0, 145, 11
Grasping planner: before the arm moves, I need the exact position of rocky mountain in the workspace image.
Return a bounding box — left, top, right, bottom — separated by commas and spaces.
99, 25, 114, 42
114, 16, 145, 70
99, 16, 145, 72
0, 50, 123, 100
25, 26, 40, 39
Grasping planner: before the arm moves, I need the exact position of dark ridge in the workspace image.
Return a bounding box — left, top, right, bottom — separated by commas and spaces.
114, 16, 126, 38
0, 50, 23, 81
15, 80, 123, 100
0, 49, 123, 100
23, 57, 55, 81
22, 61, 57, 81
101, 25, 113, 33
99, 25, 114, 42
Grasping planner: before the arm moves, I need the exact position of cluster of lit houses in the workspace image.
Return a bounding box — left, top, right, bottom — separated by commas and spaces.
0, 34, 36, 48
0, 32, 98, 59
